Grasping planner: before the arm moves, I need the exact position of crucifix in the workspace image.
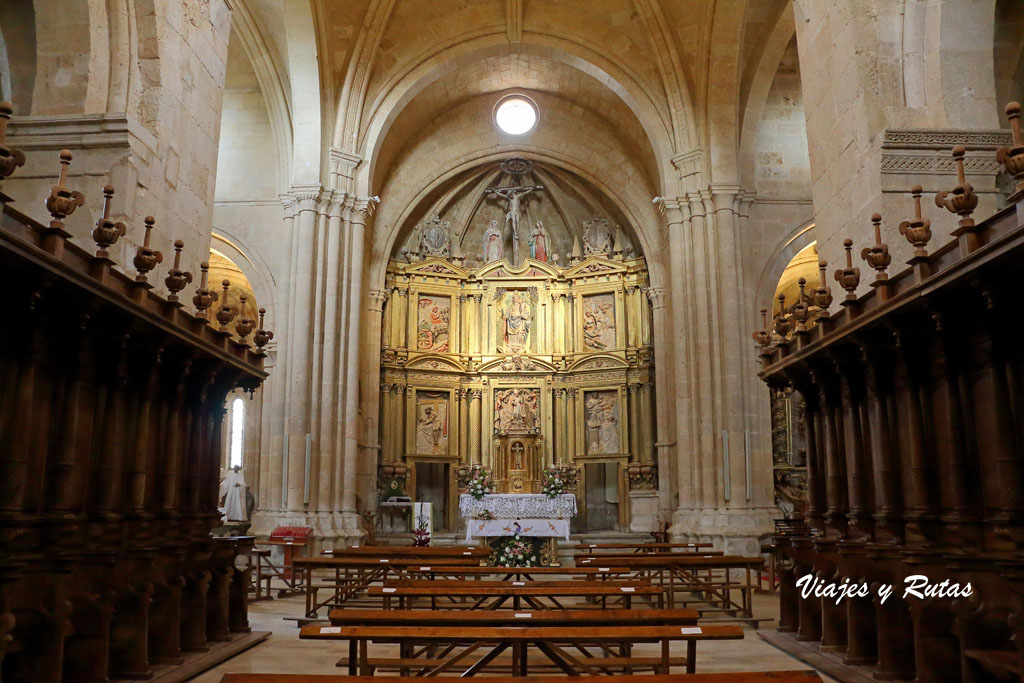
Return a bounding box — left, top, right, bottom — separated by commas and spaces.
486, 184, 543, 265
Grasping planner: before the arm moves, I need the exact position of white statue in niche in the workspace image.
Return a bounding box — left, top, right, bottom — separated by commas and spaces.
482, 219, 503, 263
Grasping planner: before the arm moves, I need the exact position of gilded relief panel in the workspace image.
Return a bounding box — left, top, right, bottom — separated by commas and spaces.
493, 387, 540, 434
414, 390, 450, 455
495, 288, 535, 354
584, 390, 620, 455
582, 292, 616, 351
416, 294, 451, 353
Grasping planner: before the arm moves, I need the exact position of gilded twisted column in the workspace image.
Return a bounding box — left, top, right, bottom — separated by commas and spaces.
641, 383, 655, 464
566, 388, 577, 459
469, 389, 482, 464
628, 383, 641, 463
553, 388, 565, 464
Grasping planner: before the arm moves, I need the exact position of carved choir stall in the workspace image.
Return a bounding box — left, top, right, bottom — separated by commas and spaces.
0, 102, 272, 683
753, 103, 1024, 681
378, 158, 657, 534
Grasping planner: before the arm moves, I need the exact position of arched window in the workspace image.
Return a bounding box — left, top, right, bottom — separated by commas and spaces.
229, 397, 244, 468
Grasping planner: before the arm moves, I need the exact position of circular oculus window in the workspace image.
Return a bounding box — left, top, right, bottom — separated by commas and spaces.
494, 96, 538, 135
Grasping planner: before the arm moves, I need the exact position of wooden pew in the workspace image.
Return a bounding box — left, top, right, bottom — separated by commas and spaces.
325, 607, 700, 627
291, 556, 481, 617
366, 584, 665, 610
398, 565, 633, 579
324, 546, 490, 558
383, 579, 653, 589
221, 672, 823, 682
576, 555, 765, 623
300, 623, 744, 675
573, 543, 714, 554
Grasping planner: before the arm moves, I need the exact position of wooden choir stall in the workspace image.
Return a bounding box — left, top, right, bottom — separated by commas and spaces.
0, 102, 273, 683
754, 103, 1024, 682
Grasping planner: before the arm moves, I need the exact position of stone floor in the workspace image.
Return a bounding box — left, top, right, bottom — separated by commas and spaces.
192, 590, 834, 681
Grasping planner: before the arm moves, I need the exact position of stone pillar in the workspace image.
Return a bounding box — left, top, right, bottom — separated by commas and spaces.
284, 190, 320, 512
315, 198, 345, 516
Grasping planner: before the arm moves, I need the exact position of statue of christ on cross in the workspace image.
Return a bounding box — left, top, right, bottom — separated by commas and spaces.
486, 184, 543, 264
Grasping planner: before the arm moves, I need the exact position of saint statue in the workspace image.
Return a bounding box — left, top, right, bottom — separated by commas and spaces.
219, 465, 247, 521
502, 291, 531, 353
528, 220, 549, 262
482, 219, 503, 263
487, 184, 543, 264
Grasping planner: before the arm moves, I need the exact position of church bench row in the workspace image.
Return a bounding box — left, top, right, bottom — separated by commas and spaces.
382, 579, 653, 589
573, 543, 715, 553
399, 565, 634, 577
220, 672, 823, 682
322, 545, 490, 558
366, 583, 666, 610
290, 556, 481, 618
325, 607, 700, 627
299, 624, 745, 675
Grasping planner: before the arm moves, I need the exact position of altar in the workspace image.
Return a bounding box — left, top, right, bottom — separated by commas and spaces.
459, 493, 577, 556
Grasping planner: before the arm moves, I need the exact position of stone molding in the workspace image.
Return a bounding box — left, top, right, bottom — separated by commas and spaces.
8, 113, 158, 153
881, 128, 1012, 177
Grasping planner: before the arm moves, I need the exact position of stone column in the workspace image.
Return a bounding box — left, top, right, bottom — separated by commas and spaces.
284, 189, 320, 512
315, 197, 345, 516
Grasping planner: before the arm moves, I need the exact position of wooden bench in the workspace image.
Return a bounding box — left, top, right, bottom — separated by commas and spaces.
221, 671, 823, 682
573, 543, 714, 554
292, 556, 482, 617
300, 623, 744, 675
398, 565, 633, 579
366, 584, 666, 610
383, 579, 653, 589
325, 607, 700, 627
324, 545, 490, 558
576, 555, 764, 623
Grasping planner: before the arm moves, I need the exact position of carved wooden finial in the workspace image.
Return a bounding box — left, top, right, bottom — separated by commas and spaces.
215, 279, 237, 332
935, 145, 979, 228
253, 307, 274, 352
0, 101, 26, 195
834, 239, 861, 300
899, 185, 933, 260
164, 240, 193, 303
791, 277, 812, 332
45, 150, 85, 228
133, 216, 164, 282
192, 261, 218, 317
997, 102, 1024, 193
234, 295, 255, 344
773, 293, 793, 338
91, 185, 127, 259
861, 213, 892, 280
813, 259, 833, 309
752, 307, 771, 348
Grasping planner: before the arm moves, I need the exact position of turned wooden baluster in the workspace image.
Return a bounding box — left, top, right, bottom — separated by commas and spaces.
935, 145, 980, 256
899, 186, 932, 259
253, 308, 274, 353
133, 216, 164, 283
0, 101, 26, 200
92, 185, 127, 259
813, 260, 833, 310
192, 262, 218, 319
834, 239, 861, 303
234, 295, 255, 344
42, 149, 85, 255
215, 280, 237, 333
792, 278, 812, 333
164, 240, 193, 303
996, 102, 1024, 194
752, 307, 771, 348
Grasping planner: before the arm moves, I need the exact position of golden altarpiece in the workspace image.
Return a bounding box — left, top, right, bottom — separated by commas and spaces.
379, 249, 657, 533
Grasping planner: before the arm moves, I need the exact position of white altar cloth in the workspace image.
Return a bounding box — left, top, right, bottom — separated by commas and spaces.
465, 518, 571, 542
459, 493, 577, 520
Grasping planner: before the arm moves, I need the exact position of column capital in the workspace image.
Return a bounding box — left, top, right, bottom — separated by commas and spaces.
646, 286, 668, 309
366, 288, 388, 312
285, 184, 323, 213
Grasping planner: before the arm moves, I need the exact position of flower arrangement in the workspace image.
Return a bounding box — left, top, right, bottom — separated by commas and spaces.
541, 468, 565, 499
411, 511, 431, 546
492, 532, 538, 567
466, 466, 495, 500
474, 510, 495, 521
